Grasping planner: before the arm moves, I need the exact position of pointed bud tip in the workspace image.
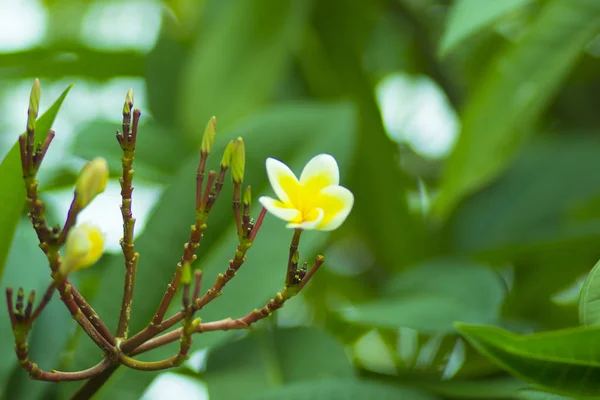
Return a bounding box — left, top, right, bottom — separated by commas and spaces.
243, 186, 251, 205
201, 116, 217, 154
221, 140, 235, 168
231, 137, 246, 183
123, 89, 134, 114
27, 78, 41, 128
126, 88, 134, 104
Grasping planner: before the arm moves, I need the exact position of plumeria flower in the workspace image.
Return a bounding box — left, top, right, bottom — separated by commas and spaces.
258, 154, 354, 231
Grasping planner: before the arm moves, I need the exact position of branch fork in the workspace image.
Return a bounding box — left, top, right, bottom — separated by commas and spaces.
6, 82, 325, 399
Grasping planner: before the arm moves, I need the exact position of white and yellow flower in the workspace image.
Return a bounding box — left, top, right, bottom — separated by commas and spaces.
258, 154, 353, 231
61, 224, 105, 275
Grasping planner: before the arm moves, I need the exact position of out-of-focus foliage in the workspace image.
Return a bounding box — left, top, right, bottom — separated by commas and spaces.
1, 0, 600, 399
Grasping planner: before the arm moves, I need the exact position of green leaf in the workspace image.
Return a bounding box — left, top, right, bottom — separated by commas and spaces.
456, 323, 600, 398
518, 389, 577, 400
308, 0, 425, 271
179, 0, 310, 141
439, 0, 533, 57
338, 259, 506, 334
421, 377, 526, 399
246, 379, 440, 400
448, 135, 600, 255
61, 102, 358, 399
205, 327, 354, 399
435, 0, 600, 218
0, 83, 73, 281
579, 259, 600, 326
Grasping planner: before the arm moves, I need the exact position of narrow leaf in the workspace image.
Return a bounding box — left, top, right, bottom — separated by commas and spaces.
435, 0, 600, 218
456, 323, 600, 398
0, 83, 73, 280
439, 0, 533, 57
579, 259, 600, 326
247, 378, 440, 400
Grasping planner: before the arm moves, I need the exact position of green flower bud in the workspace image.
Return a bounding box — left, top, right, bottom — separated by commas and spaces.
181, 262, 192, 285
201, 116, 217, 154
243, 186, 251, 206
123, 88, 134, 115
221, 140, 235, 168
231, 137, 245, 183
27, 79, 41, 132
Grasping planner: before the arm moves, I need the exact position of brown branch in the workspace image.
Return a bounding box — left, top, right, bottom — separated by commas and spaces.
57, 198, 80, 245
18, 352, 111, 382
116, 107, 141, 339
70, 283, 115, 346
285, 229, 302, 287
58, 282, 113, 352
131, 256, 324, 356
30, 282, 55, 321
233, 182, 243, 238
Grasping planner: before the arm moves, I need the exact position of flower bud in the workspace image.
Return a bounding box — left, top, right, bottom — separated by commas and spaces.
181, 262, 192, 285
221, 140, 234, 168
75, 158, 109, 210
243, 186, 251, 206
231, 137, 245, 183
61, 224, 104, 275
123, 88, 134, 115
201, 116, 217, 155
27, 79, 41, 132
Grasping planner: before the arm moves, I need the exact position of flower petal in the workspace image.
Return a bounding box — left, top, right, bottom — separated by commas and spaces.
316, 185, 354, 231
299, 154, 339, 191
266, 158, 300, 204
287, 208, 324, 230
259, 196, 301, 222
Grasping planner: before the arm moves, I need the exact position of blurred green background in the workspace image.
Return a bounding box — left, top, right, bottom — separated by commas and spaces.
1, 0, 600, 399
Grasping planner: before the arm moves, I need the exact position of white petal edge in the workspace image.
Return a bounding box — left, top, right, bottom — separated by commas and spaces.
286, 208, 324, 230
266, 158, 298, 204
258, 196, 301, 222
317, 185, 354, 231
299, 154, 339, 186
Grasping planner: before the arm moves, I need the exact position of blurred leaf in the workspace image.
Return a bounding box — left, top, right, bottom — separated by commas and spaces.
457, 323, 600, 398
71, 120, 191, 183
439, 0, 533, 57
62, 102, 357, 399
0, 83, 72, 281
436, 0, 600, 218
518, 389, 577, 399
449, 135, 600, 255
179, 0, 310, 141
0, 48, 144, 80
579, 259, 600, 326
338, 259, 506, 334
309, 0, 425, 271
205, 327, 353, 399
246, 378, 440, 400
146, 30, 191, 126
420, 377, 525, 399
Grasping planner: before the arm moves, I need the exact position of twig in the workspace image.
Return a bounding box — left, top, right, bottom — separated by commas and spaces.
116, 103, 141, 339
30, 282, 55, 321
